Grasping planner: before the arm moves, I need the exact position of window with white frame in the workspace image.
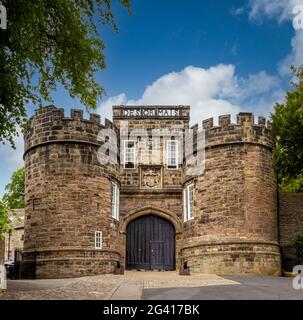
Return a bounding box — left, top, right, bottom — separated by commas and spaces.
112, 181, 120, 220
183, 183, 194, 221
95, 231, 102, 249
124, 140, 136, 169
166, 140, 178, 169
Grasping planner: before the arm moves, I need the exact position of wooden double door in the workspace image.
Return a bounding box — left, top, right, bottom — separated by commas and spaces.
126, 215, 175, 270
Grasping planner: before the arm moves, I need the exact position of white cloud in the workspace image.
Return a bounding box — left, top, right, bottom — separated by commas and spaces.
239, 71, 280, 95
248, 0, 302, 23
230, 7, 245, 17
97, 93, 128, 123
98, 65, 280, 125
83, 2, 303, 124
140, 65, 237, 103
94, 1, 299, 126
279, 32, 303, 75
248, 0, 303, 75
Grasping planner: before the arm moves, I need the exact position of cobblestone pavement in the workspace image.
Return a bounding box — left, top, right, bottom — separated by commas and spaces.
0, 275, 123, 300
0, 271, 239, 300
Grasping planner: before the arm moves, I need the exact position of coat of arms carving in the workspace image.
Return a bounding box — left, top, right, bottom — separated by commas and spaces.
141, 168, 161, 189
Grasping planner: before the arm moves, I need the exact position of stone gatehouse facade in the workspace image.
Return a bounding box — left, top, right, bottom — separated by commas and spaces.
21, 105, 282, 278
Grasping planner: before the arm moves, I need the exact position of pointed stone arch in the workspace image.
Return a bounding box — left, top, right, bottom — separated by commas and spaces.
120, 206, 182, 235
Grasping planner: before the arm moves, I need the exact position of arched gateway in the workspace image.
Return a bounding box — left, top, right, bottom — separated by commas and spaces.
126, 215, 176, 270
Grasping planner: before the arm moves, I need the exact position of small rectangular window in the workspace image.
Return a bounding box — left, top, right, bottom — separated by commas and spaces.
95, 231, 102, 249
184, 183, 194, 221
188, 184, 194, 220
166, 140, 178, 169
124, 140, 136, 169
183, 189, 188, 221
112, 182, 119, 220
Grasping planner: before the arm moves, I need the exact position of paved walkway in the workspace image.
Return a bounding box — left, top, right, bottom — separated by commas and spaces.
143, 275, 303, 300
5, 278, 77, 292
0, 271, 237, 300
0, 275, 122, 300
124, 271, 238, 289
111, 281, 143, 300
1, 272, 302, 300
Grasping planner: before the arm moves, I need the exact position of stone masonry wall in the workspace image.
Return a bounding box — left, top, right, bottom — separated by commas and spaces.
113, 106, 188, 271
113, 105, 189, 190
22, 106, 120, 278
5, 228, 24, 262
4, 209, 24, 262
181, 113, 281, 275
279, 192, 303, 272
279, 192, 303, 246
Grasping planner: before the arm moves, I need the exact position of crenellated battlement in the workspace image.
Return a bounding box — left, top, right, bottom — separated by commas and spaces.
201, 112, 270, 129
27, 105, 114, 128
202, 113, 270, 128
25, 106, 274, 158
24, 105, 116, 155
189, 112, 273, 150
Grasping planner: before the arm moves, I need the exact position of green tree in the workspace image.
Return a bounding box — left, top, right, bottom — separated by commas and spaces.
0, 168, 24, 239
271, 67, 303, 192
0, 0, 131, 147
3, 167, 25, 209
0, 200, 12, 240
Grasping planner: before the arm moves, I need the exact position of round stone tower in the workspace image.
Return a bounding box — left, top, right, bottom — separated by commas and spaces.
182, 113, 281, 275
21, 106, 120, 278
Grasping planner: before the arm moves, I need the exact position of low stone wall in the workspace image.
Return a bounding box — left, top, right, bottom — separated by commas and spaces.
279, 192, 303, 246
22, 249, 121, 279
279, 192, 303, 271
181, 241, 281, 275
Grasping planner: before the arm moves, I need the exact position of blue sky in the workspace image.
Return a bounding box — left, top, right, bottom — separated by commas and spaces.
1, 0, 303, 197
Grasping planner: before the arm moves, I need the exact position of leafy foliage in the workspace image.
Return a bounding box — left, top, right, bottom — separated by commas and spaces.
0, 0, 131, 147
0, 167, 24, 239
271, 67, 303, 192
0, 200, 11, 240
3, 167, 25, 209
294, 234, 303, 245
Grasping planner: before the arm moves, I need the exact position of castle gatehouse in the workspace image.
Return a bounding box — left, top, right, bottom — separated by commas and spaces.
21, 105, 281, 278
